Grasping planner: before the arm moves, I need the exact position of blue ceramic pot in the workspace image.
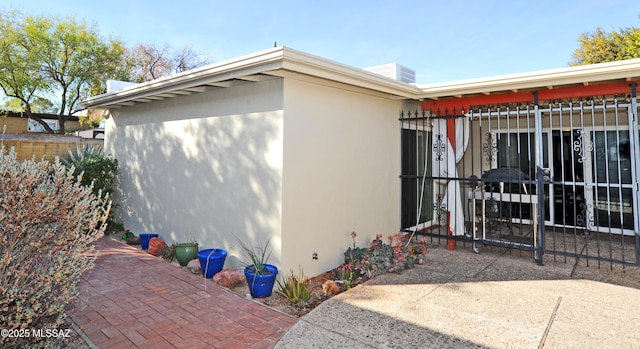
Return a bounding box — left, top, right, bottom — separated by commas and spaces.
139, 233, 159, 250
198, 249, 227, 278
244, 264, 278, 298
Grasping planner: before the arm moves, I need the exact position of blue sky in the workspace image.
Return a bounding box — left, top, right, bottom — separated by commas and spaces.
4, 0, 640, 83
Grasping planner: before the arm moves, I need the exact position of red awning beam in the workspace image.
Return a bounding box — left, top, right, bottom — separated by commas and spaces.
422, 81, 639, 115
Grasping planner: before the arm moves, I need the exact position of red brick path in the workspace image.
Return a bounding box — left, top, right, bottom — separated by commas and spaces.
67, 237, 298, 348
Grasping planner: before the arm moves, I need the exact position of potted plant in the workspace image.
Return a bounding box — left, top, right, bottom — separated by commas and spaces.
175, 240, 199, 266
238, 238, 278, 298
121, 228, 134, 241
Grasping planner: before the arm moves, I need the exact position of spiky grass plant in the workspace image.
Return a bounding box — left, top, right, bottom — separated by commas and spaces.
237, 238, 272, 275
276, 266, 310, 304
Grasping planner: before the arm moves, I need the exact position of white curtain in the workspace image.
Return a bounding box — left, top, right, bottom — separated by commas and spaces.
431, 116, 470, 236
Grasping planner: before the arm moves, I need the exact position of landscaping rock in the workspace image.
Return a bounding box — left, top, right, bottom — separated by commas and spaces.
126, 236, 140, 245
186, 259, 201, 274
213, 269, 245, 288
148, 237, 168, 256
412, 246, 425, 254
322, 280, 339, 296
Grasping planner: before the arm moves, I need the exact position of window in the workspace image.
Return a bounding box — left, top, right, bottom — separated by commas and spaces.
28, 118, 59, 132
401, 129, 433, 229
591, 130, 634, 230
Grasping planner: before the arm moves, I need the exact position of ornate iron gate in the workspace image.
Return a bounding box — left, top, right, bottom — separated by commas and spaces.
400, 85, 640, 268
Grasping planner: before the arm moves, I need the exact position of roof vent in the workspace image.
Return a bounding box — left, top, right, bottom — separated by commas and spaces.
363, 63, 415, 83
107, 80, 139, 93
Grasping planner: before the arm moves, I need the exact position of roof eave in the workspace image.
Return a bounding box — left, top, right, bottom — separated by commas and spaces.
81, 47, 424, 109
81, 47, 288, 109
416, 58, 640, 99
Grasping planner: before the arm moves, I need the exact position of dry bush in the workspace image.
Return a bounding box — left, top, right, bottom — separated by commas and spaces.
0, 146, 110, 348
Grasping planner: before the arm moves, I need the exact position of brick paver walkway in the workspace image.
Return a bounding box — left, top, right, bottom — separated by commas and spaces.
67, 237, 298, 348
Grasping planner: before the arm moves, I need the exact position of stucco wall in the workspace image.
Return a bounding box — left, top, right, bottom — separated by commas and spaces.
281, 77, 403, 277
105, 74, 407, 277
105, 78, 285, 269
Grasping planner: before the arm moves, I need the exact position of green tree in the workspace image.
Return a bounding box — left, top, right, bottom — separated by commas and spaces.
0, 10, 128, 133
571, 25, 640, 66
2, 96, 54, 113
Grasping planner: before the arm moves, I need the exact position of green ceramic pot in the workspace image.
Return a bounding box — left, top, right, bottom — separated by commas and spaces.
175, 242, 199, 266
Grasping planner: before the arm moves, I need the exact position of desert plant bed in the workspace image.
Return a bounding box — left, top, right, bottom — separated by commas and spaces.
228, 232, 429, 317
109, 232, 428, 317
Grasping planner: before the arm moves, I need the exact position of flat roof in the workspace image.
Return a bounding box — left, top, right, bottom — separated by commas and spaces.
81, 47, 640, 109
81, 47, 424, 109
416, 58, 640, 100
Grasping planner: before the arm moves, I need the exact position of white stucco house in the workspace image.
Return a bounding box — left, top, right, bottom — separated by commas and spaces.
82, 47, 640, 275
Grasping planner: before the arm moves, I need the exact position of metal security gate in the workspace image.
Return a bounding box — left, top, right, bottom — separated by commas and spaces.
400, 84, 640, 269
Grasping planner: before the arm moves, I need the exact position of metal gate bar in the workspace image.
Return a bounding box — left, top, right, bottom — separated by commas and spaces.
629, 84, 640, 265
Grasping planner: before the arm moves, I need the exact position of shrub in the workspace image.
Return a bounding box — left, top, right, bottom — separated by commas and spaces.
343, 233, 423, 279
63, 144, 120, 231
0, 146, 110, 348
335, 266, 354, 289
161, 243, 176, 262
276, 267, 310, 304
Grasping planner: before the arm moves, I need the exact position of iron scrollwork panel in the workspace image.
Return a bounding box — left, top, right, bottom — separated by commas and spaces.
482, 132, 497, 163
576, 202, 594, 230
433, 134, 446, 162
433, 193, 444, 223
573, 129, 593, 164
